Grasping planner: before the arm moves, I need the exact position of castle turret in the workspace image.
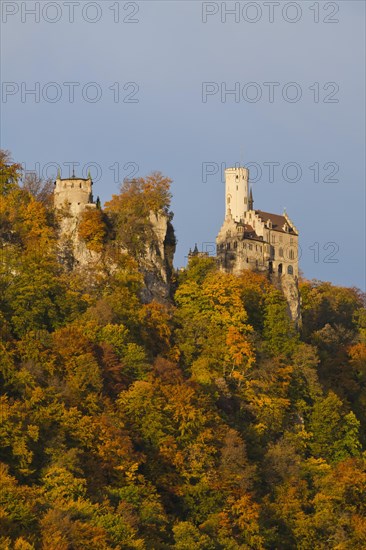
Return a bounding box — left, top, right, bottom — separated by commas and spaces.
225, 167, 249, 222
54, 173, 95, 215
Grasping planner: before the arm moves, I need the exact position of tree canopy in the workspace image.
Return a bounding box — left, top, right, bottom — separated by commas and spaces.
1, 150, 366, 549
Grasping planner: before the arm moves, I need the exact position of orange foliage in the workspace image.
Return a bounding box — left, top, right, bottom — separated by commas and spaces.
78, 209, 107, 252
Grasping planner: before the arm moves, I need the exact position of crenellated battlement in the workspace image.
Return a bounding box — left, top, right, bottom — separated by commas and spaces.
54, 176, 95, 215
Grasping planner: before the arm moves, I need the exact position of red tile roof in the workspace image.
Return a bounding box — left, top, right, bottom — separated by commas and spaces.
255, 210, 296, 234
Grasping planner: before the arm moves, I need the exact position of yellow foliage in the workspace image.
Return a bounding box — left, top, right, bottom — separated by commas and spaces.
78, 209, 107, 252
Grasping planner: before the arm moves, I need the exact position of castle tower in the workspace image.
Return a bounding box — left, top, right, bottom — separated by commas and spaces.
54, 173, 95, 215
225, 167, 249, 222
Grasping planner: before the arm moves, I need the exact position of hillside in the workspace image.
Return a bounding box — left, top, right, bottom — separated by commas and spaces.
1, 151, 366, 549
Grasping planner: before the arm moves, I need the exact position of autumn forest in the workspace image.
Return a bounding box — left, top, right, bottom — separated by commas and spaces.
0, 150, 366, 549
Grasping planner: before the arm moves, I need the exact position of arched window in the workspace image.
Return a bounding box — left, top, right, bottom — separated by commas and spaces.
289, 249, 295, 260
279, 247, 284, 257
288, 265, 294, 275
278, 263, 283, 274
227, 195, 231, 204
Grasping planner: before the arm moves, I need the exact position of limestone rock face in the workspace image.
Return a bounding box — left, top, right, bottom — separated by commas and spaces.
139, 212, 176, 303
56, 207, 176, 304
56, 209, 100, 270
271, 273, 301, 326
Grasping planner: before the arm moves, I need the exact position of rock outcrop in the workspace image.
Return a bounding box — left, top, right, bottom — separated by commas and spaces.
139, 212, 176, 303
56, 205, 176, 304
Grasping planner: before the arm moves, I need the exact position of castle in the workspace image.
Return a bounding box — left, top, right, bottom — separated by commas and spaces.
188, 166, 301, 320
216, 166, 299, 280
53, 171, 96, 215
54, 167, 300, 319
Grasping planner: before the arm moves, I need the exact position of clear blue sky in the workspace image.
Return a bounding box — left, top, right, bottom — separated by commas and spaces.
1, 1, 365, 289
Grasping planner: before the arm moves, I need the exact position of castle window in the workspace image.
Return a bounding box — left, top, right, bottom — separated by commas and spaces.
249, 244, 253, 251
80, 183, 82, 188
288, 265, 294, 275
234, 241, 237, 249
227, 243, 231, 250
267, 220, 272, 229
279, 247, 284, 257
272, 234, 276, 243
289, 249, 295, 260
278, 263, 283, 274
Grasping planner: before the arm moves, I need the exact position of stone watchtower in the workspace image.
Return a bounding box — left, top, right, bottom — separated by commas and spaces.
225, 166, 249, 222
54, 171, 96, 215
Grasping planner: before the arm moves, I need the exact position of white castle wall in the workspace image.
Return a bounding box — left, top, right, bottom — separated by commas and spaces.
225, 167, 249, 222
54, 177, 95, 215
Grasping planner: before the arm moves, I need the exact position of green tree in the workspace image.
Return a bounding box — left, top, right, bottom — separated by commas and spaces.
309, 391, 362, 463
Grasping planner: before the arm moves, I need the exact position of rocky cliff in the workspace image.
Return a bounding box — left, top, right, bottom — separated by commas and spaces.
56, 206, 176, 304
270, 273, 302, 326
139, 212, 176, 303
